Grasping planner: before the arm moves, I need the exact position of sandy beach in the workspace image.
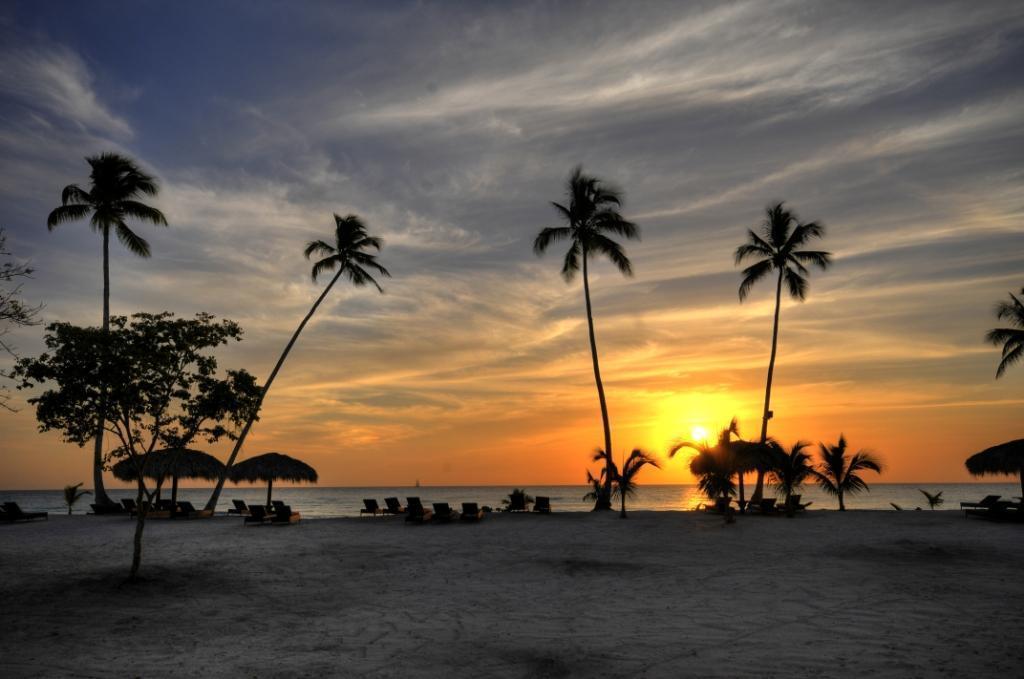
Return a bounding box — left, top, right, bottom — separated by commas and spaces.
1, 510, 1021, 678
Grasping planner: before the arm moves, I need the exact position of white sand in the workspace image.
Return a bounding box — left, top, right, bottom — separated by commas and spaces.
0, 510, 1021, 678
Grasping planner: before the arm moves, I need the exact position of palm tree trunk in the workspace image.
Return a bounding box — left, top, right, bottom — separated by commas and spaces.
129, 478, 147, 580
839, 490, 845, 511
91, 230, 112, 506
266, 479, 273, 508
751, 270, 784, 503
204, 270, 344, 511
582, 254, 613, 511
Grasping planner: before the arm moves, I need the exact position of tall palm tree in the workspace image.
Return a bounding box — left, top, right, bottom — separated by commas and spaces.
985, 287, 1024, 378
735, 202, 831, 502
534, 166, 640, 510
810, 434, 883, 510
613, 448, 660, 518
205, 214, 390, 511
47, 153, 167, 505
766, 440, 814, 516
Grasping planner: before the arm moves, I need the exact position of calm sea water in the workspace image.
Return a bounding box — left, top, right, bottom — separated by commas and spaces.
3, 483, 1020, 517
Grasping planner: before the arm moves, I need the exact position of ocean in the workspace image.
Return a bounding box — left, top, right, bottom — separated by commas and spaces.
3, 483, 1020, 517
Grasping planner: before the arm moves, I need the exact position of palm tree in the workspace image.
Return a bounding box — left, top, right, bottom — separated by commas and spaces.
47, 153, 167, 506
534, 166, 640, 510
671, 433, 738, 505
62, 482, 91, 515
735, 202, 831, 502
613, 449, 660, 518
919, 489, 944, 510
205, 214, 390, 511
985, 287, 1024, 378
766, 440, 813, 516
810, 434, 883, 510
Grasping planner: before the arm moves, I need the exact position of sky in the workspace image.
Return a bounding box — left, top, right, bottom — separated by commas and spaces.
1, 0, 1022, 489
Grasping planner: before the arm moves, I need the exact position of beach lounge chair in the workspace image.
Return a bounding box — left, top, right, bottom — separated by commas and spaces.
460, 502, 484, 522
89, 502, 127, 515
748, 498, 777, 515
1, 502, 48, 522
405, 497, 433, 523
244, 505, 271, 526
966, 500, 1023, 523
361, 499, 384, 516
782, 495, 812, 514
156, 499, 175, 512
384, 497, 406, 515
533, 496, 552, 514
432, 503, 458, 523
228, 499, 250, 516
173, 501, 212, 519
270, 504, 301, 524
960, 495, 1001, 512
121, 498, 137, 514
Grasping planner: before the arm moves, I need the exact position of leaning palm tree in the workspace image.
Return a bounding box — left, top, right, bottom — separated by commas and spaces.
63, 482, 91, 515
47, 153, 167, 506
534, 166, 640, 510
810, 434, 883, 510
205, 214, 390, 511
613, 449, 660, 518
766, 440, 813, 516
985, 287, 1024, 378
735, 202, 831, 502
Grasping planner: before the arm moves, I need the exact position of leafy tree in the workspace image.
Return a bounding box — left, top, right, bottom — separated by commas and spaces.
0, 227, 42, 411
612, 449, 660, 518
534, 166, 640, 510
985, 287, 1024, 378
735, 202, 830, 503
810, 434, 883, 510
14, 312, 261, 579
46, 153, 167, 505
205, 214, 389, 511
919, 489, 944, 510
63, 482, 91, 515
766, 440, 814, 516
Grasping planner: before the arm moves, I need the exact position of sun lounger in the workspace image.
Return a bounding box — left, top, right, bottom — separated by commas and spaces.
384, 497, 406, 514
460, 502, 484, 522
1, 502, 48, 522
173, 501, 212, 519
405, 497, 433, 523
361, 499, 384, 516
966, 500, 1023, 523
269, 504, 301, 524
748, 498, 777, 514
960, 495, 1001, 511
228, 499, 250, 516
121, 498, 137, 513
156, 499, 175, 512
244, 505, 271, 526
89, 502, 127, 515
533, 496, 551, 514
432, 502, 458, 523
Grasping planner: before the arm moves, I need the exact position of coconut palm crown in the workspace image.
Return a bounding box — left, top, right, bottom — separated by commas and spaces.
985, 287, 1024, 378
613, 448, 660, 518
534, 166, 639, 510
810, 434, 883, 510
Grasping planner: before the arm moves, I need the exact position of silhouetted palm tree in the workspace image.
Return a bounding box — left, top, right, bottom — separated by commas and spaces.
767, 440, 813, 516
919, 489, 944, 510
810, 434, 883, 510
671, 435, 737, 503
985, 287, 1024, 378
735, 203, 831, 502
63, 482, 91, 515
47, 153, 167, 506
206, 214, 390, 511
534, 166, 639, 510
613, 449, 660, 518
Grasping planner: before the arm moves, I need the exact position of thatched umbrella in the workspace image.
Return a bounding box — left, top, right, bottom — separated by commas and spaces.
966, 439, 1024, 497
112, 448, 225, 506
228, 452, 318, 507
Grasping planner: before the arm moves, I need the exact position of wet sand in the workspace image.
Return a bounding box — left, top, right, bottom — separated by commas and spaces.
0, 510, 1021, 678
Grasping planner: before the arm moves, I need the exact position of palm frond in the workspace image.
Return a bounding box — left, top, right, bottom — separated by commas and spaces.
738, 259, 774, 301
589, 233, 634, 276
533, 226, 572, 255
783, 267, 808, 300
46, 204, 91, 230
114, 222, 151, 257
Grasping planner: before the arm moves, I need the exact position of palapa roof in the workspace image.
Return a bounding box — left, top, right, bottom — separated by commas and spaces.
111, 448, 226, 481
965, 438, 1024, 477
228, 452, 319, 484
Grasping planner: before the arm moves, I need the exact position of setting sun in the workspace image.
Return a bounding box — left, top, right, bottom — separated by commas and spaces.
691, 426, 709, 443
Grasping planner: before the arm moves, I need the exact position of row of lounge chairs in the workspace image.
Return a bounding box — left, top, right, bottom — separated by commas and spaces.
699, 495, 812, 515
90, 498, 212, 518
0, 502, 48, 522
961, 495, 1022, 523
360, 496, 553, 523
240, 501, 301, 526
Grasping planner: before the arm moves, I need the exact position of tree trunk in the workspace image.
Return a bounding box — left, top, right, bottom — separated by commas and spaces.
582, 254, 613, 511
738, 472, 746, 514
91, 230, 113, 505
266, 479, 273, 508
1019, 467, 1023, 500
129, 479, 147, 580
839, 491, 845, 511
751, 270, 785, 503
205, 270, 344, 512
